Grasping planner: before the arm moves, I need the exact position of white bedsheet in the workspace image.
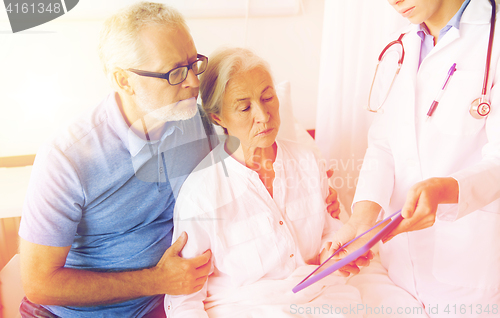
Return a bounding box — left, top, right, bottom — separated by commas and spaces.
203, 264, 363, 318
346, 252, 429, 318
178, 252, 429, 318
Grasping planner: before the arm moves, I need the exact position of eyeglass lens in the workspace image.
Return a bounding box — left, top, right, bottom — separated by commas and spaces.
169, 58, 208, 85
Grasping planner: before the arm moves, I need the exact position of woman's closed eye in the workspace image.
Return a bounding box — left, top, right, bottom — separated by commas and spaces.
241, 105, 251, 112
262, 95, 274, 103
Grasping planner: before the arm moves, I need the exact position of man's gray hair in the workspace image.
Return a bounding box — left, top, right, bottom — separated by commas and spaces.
98, 1, 189, 86
200, 47, 273, 133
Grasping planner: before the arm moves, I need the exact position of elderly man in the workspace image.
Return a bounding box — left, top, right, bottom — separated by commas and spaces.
18, 3, 214, 317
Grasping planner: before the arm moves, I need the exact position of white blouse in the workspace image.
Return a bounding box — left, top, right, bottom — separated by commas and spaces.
167, 139, 342, 317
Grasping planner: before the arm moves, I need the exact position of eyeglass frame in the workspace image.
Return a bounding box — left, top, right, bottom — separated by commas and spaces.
126, 54, 208, 86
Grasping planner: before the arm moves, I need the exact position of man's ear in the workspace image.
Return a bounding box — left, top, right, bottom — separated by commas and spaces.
112, 68, 134, 96
210, 113, 225, 128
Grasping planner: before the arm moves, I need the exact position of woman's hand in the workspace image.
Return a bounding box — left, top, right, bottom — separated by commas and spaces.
320, 222, 377, 277
326, 187, 340, 219
383, 177, 458, 243
319, 201, 384, 277
326, 169, 340, 219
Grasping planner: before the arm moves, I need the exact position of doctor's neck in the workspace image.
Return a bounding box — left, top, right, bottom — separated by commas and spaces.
422, 0, 465, 43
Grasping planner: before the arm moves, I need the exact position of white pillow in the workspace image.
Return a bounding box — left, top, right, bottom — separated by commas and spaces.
275, 80, 297, 141
275, 80, 318, 152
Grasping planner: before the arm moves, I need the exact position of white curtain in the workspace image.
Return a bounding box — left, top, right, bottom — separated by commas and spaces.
315, 0, 407, 214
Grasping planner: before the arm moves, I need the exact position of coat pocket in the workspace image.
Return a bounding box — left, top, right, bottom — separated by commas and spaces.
432, 210, 500, 290
430, 70, 486, 136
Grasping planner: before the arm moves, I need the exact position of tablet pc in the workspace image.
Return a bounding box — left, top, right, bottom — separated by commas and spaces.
292, 210, 403, 293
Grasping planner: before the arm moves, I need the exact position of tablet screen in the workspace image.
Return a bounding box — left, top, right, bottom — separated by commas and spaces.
292, 210, 403, 293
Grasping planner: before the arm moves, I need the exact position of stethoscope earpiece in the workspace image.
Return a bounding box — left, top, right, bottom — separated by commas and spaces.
470, 98, 491, 119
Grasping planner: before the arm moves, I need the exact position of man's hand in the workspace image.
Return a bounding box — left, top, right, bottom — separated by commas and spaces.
154, 232, 212, 295
326, 169, 340, 219
383, 177, 458, 243
20, 232, 212, 306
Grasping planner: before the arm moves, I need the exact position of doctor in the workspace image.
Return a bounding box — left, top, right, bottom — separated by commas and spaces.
334, 0, 500, 316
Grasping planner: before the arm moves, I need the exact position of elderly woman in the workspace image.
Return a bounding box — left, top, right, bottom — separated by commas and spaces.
166, 48, 363, 317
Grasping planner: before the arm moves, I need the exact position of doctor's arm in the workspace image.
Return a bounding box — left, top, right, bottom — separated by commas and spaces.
386, 119, 500, 240
386, 60, 500, 240
20, 233, 211, 306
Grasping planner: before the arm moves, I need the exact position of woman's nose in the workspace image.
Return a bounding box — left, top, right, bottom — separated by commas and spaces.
254, 102, 270, 123
388, 0, 402, 6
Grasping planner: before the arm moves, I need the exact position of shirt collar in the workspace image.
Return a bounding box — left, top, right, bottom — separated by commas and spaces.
417, 0, 471, 41
416, 23, 430, 41
128, 120, 186, 157
105, 92, 189, 157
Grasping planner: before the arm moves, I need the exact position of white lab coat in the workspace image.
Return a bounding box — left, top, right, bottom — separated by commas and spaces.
353, 0, 500, 314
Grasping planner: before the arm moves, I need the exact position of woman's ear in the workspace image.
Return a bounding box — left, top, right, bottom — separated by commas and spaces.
211, 113, 225, 128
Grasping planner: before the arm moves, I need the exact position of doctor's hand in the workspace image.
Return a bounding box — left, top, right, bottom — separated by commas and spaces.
326, 169, 341, 219
152, 231, 212, 295
383, 177, 459, 243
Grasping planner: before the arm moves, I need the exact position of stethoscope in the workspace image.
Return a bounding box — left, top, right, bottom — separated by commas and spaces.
368, 0, 496, 119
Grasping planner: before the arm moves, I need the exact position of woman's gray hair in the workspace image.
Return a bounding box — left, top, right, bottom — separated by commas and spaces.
200, 47, 273, 133
98, 1, 189, 87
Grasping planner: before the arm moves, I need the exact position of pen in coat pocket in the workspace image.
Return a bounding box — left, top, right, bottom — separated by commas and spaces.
426, 63, 457, 120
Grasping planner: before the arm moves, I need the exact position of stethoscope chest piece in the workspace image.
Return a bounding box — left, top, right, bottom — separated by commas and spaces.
470, 98, 491, 119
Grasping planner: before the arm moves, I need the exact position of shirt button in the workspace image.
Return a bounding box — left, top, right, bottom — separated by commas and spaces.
290, 254, 294, 258
279, 221, 283, 225
160, 167, 164, 173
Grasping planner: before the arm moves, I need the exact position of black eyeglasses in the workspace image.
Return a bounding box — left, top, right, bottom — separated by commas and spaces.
127, 54, 208, 85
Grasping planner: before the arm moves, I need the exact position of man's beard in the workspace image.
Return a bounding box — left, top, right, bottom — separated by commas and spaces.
138, 95, 198, 124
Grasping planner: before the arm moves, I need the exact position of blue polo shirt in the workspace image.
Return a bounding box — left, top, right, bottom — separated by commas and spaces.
19, 92, 214, 317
